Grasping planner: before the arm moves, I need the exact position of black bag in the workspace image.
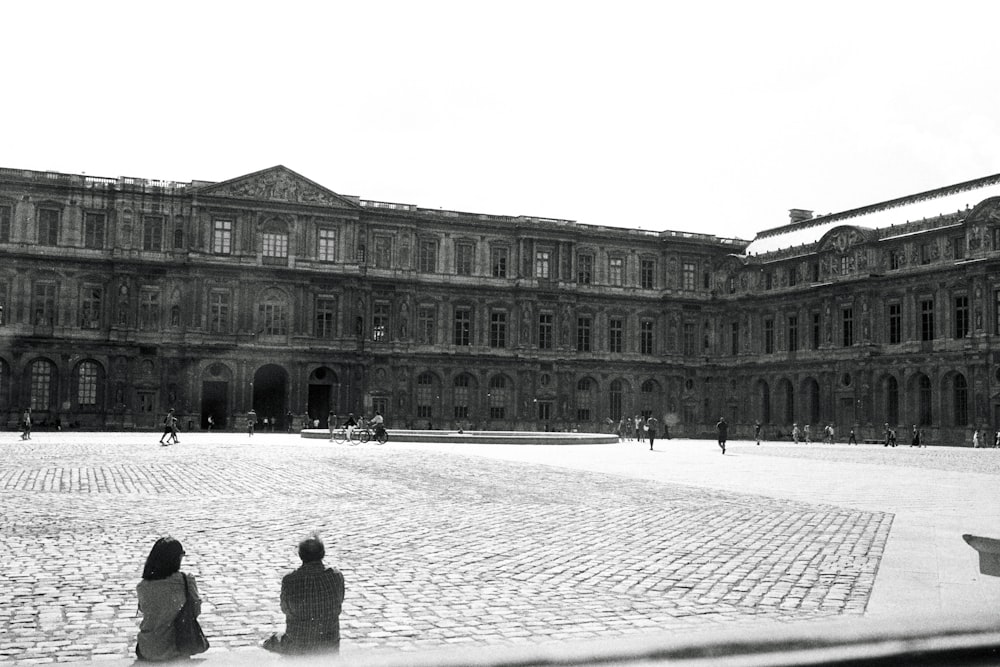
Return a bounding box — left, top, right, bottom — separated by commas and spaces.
174, 573, 209, 655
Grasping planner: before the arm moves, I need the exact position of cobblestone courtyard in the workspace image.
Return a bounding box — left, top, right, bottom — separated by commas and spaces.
4, 432, 998, 664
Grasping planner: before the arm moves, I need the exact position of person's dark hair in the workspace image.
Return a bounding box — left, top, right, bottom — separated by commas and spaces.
298, 535, 325, 563
142, 536, 184, 580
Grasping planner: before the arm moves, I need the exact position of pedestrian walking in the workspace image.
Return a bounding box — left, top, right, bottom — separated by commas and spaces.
910, 425, 921, 447
286, 410, 294, 433
645, 416, 659, 450
20, 407, 31, 440
804, 424, 811, 444
263, 535, 345, 655
889, 427, 897, 447
170, 415, 181, 444
883, 422, 891, 447
847, 427, 858, 445
159, 408, 174, 446
973, 428, 981, 449
136, 536, 205, 661
716, 416, 728, 454
207, 414, 214, 431
247, 409, 257, 437
994, 430, 1000, 449
754, 420, 762, 445
792, 423, 800, 444
328, 411, 338, 441
825, 424, 835, 444
632, 414, 642, 442
617, 416, 627, 442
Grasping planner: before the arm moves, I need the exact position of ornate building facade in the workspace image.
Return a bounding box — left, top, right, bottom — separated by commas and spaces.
1, 165, 999, 444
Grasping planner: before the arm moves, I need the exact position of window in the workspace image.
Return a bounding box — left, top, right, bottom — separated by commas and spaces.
640, 259, 655, 289
209, 291, 231, 334
577, 253, 593, 284
537, 401, 552, 421
889, 250, 901, 270
727, 276, 736, 294
640, 320, 654, 355
682, 322, 696, 356
609, 317, 624, 354
83, 212, 105, 249
888, 303, 901, 344
920, 298, 935, 341
839, 256, 850, 276
80, 286, 103, 329
538, 313, 553, 350
139, 290, 161, 330
38, 208, 60, 245
952, 236, 966, 260
491, 246, 508, 278
173, 224, 184, 249
33, 282, 56, 326
315, 297, 336, 339
213, 219, 232, 254
143, 215, 163, 251
259, 299, 288, 336
374, 235, 392, 268
488, 375, 508, 419
417, 305, 436, 344
453, 308, 471, 346
576, 378, 594, 421
356, 245, 366, 263
318, 228, 337, 262
787, 314, 798, 352
682, 262, 696, 290
842, 307, 854, 346
30, 360, 53, 411
263, 229, 288, 264
764, 318, 774, 353
920, 243, 931, 264
453, 375, 471, 419
489, 311, 507, 348
788, 267, 797, 287
765, 271, 774, 290
0, 203, 10, 242
77, 361, 98, 406
811, 262, 820, 282
811, 312, 821, 349
416, 372, 435, 418
535, 250, 551, 279
608, 257, 624, 286
731, 321, 739, 355
577, 316, 592, 352
455, 242, 475, 276
418, 239, 437, 273
372, 301, 390, 341
954, 295, 970, 339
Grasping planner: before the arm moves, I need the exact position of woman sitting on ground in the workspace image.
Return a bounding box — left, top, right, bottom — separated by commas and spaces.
135, 536, 201, 661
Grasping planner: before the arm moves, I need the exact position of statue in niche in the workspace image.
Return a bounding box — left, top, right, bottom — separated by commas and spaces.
521, 305, 531, 342
117, 282, 129, 326
398, 301, 409, 338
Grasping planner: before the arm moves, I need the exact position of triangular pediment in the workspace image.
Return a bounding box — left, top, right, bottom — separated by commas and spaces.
197, 166, 359, 209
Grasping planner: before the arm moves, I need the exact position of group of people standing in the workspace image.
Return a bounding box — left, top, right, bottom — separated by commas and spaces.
971, 428, 1000, 448
135, 534, 344, 660
617, 414, 661, 450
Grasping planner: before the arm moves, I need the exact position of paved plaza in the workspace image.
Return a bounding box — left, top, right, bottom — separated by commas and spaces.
1, 431, 999, 665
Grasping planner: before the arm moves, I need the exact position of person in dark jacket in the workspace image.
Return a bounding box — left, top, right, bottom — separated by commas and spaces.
716, 416, 728, 455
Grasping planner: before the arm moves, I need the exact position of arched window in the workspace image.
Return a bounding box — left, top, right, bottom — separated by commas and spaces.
453, 374, 472, 420
416, 372, 436, 419
609, 379, 624, 421
953, 374, 968, 426
640, 379, 660, 419
576, 378, 594, 422
917, 374, 932, 426
488, 375, 510, 420
30, 359, 55, 411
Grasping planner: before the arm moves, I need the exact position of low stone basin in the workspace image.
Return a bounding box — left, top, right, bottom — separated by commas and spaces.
300, 429, 618, 445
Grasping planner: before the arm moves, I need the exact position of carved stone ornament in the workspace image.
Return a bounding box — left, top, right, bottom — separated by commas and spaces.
209, 170, 343, 206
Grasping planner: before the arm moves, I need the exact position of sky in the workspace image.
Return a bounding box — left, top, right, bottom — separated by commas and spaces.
3, 0, 1000, 241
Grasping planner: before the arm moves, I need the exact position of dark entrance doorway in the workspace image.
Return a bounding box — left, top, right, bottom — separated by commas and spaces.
252, 364, 288, 431
201, 381, 228, 429
307, 366, 338, 428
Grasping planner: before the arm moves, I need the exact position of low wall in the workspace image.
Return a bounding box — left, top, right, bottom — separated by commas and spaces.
301, 429, 618, 445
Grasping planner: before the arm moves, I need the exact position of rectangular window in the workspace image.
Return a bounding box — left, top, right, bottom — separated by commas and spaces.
538, 401, 552, 421
208, 291, 230, 334
920, 298, 935, 341
842, 307, 854, 346
788, 267, 797, 287
315, 297, 336, 339
453, 308, 471, 346
33, 283, 56, 326
213, 219, 232, 255
731, 321, 739, 355
889, 249, 901, 270
577, 316, 592, 352
538, 313, 553, 350
787, 314, 798, 352
143, 215, 163, 251
764, 318, 774, 353
839, 256, 850, 276
490, 311, 507, 348
955, 295, 970, 339
77, 362, 98, 406
260, 303, 288, 336
608, 257, 624, 286
682, 322, 696, 356
491, 246, 508, 278
888, 303, 902, 344
0, 204, 11, 243
682, 262, 696, 290
318, 228, 337, 262
80, 286, 103, 329
640, 259, 655, 289
811, 312, 821, 349
577, 254, 593, 284
139, 290, 161, 330
535, 250, 551, 279
455, 242, 475, 276
811, 262, 820, 282
262, 232, 288, 263
920, 243, 931, 264
38, 208, 60, 246
30, 362, 52, 411
83, 212, 105, 249
372, 301, 390, 341
953, 236, 966, 260
765, 272, 774, 290
640, 320, 654, 355
609, 317, 624, 354
418, 239, 437, 273
417, 305, 436, 344
372, 235, 391, 268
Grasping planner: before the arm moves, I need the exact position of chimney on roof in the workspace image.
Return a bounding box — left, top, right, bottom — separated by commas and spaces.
789, 208, 813, 224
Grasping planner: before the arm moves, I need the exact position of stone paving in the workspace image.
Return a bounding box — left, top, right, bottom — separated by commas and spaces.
0, 432, 896, 664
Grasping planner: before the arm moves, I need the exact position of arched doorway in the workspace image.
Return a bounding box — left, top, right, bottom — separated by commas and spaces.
201, 362, 233, 429
307, 366, 339, 427
802, 377, 820, 425
757, 379, 771, 424
252, 364, 288, 430
776, 378, 794, 425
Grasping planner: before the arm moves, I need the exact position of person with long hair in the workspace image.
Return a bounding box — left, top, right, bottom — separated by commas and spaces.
135, 536, 202, 661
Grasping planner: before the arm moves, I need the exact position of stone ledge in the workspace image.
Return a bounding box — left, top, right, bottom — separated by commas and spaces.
300, 429, 619, 445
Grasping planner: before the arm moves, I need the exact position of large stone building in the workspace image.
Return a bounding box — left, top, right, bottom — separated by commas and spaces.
1, 165, 999, 444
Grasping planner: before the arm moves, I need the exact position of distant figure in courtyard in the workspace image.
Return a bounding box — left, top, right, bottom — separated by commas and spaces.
754, 420, 762, 445
973, 428, 981, 449
20, 407, 31, 441
247, 409, 257, 437
617, 416, 628, 442
716, 416, 728, 455
136, 536, 202, 661
791, 423, 800, 444
645, 416, 659, 450
847, 427, 858, 445
263, 535, 345, 655
343, 413, 357, 440
207, 414, 214, 431
804, 424, 811, 444
825, 424, 835, 444
328, 411, 337, 441
883, 423, 891, 447
910, 425, 922, 448
169, 414, 181, 444
994, 430, 1000, 449
159, 409, 174, 446
286, 410, 294, 433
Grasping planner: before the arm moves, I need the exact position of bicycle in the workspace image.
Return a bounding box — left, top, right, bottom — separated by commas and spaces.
351, 425, 389, 445
331, 428, 360, 445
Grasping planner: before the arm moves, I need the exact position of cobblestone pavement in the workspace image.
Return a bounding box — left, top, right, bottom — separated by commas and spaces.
0, 433, 891, 664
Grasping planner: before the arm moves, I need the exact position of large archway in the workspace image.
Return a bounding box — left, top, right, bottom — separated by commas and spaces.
307, 366, 339, 427
252, 364, 289, 430
801, 377, 820, 426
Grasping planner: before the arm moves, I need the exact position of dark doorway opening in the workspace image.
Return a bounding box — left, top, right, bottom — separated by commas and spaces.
201, 381, 228, 429
308, 385, 332, 427
253, 364, 288, 431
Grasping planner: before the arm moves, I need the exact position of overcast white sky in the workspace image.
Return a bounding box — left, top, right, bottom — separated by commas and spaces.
3, 1, 999, 240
